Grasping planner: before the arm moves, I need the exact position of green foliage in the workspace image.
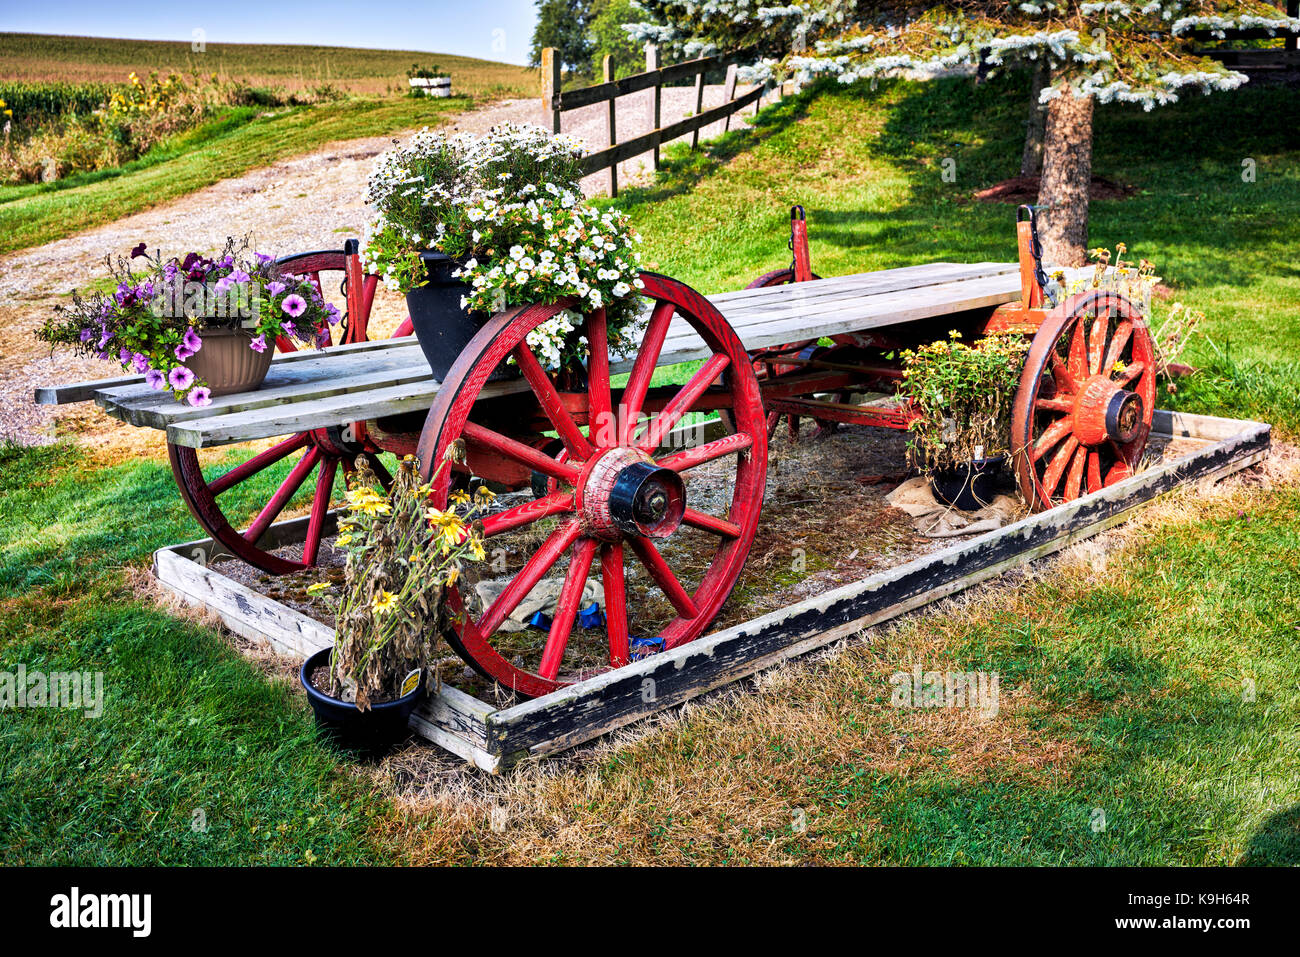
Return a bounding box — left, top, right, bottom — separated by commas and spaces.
898, 332, 1028, 471
0, 81, 111, 132
530, 0, 598, 72
588, 0, 651, 79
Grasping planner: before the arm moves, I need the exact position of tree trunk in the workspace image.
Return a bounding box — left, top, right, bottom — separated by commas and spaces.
1038, 84, 1094, 267
1020, 61, 1047, 177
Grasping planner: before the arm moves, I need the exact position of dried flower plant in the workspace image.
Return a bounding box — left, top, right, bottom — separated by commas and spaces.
897, 331, 1029, 473
308, 444, 489, 710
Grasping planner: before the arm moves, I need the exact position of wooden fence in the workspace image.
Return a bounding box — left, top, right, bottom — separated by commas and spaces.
1193, 2, 1300, 70
541, 44, 762, 196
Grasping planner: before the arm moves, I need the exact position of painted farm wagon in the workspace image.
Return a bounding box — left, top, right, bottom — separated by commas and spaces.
40, 208, 1157, 698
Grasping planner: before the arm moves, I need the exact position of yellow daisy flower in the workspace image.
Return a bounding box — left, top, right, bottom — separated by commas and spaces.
371, 590, 398, 615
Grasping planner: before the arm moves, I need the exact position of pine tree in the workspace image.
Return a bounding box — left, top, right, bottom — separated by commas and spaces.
628, 1, 1300, 264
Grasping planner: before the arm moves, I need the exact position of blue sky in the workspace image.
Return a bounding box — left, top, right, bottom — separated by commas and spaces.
1, 1, 542, 64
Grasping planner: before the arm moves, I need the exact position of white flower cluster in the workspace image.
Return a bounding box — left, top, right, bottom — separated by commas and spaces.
363, 124, 647, 370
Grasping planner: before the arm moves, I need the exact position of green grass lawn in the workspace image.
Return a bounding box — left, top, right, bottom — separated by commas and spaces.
2, 74, 1299, 865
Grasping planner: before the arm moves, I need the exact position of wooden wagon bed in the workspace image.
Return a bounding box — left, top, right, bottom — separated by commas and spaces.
36, 261, 1025, 447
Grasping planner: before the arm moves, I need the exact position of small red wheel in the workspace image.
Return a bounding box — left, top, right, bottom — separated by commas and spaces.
168, 247, 412, 574
416, 273, 768, 697
1011, 289, 1157, 510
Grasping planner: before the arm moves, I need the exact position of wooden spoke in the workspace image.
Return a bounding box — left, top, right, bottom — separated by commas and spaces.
1049, 351, 1078, 396
601, 543, 629, 666
682, 508, 742, 538
1115, 360, 1147, 387
1031, 417, 1074, 462
1087, 309, 1110, 376
513, 343, 593, 458
1068, 318, 1088, 383
539, 537, 599, 680
620, 299, 676, 443
478, 520, 584, 638
1065, 444, 1087, 501
658, 431, 753, 472
1034, 396, 1074, 413
636, 353, 731, 452
1041, 435, 1079, 496
1086, 450, 1103, 494
463, 420, 580, 484
244, 447, 321, 544
629, 537, 698, 619
480, 491, 575, 538
302, 457, 338, 566
1103, 319, 1133, 375
585, 308, 614, 448
208, 433, 310, 496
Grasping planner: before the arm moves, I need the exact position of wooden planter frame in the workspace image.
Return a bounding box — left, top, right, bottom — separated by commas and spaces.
153, 409, 1269, 772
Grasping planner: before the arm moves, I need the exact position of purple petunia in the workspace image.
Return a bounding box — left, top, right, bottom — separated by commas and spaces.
187, 386, 212, 407
228, 269, 251, 285
145, 368, 166, 390
281, 294, 307, 318
281, 321, 296, 337
266, 281, 287, 296
175, 342, 195, 361
249, 334, 267, 353
79, 327, 94, 343
169, 366, 195, 390
323, 302, 341, 325
132, 353, 149, 373
182, 327, 203, 353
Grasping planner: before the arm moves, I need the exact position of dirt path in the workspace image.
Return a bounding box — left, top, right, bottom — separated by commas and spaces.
0, 84, 758, 450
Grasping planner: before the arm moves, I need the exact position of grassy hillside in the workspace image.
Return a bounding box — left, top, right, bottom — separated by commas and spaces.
0, 32, 535, 98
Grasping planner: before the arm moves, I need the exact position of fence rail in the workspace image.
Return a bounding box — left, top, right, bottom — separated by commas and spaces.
541, 44, 760, 197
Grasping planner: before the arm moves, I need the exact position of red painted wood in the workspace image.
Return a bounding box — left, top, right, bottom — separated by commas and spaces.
302, 457, 338, 565
682, 508, 741, 538
513, 342, 593, 458
478, 520, 583, 638
415, 274, 767, 696
207, 433, 310, 496
584, 308, 614, 448
1011, 290, 1156, 511
601, 542, 629, 666
636, 352, 730, 451
619, 299, 675, 444
480, 491, 575, 537
540, 537, 598, 680
463, 420, 581, 484
245, 446, 321, 544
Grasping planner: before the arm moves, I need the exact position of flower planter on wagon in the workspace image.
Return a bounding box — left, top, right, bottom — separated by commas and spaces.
36, 209, 1245, 711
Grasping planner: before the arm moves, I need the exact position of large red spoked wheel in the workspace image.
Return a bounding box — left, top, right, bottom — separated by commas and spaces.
416, 273, 768, 697
1011, 289, 1157, 510
168, 248, 413, 574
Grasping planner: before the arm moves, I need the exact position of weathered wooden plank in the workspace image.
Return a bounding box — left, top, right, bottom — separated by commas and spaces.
153, 546, 333, 659
165, 375, 532, 448
705, 262, 1017, 305
100, 355, 434, 430
34, 336, 422, 406
483, 415, 1270, 765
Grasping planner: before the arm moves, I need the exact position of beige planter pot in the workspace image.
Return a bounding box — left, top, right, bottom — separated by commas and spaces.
408, 76, 452, 97
183, 327, 273, 396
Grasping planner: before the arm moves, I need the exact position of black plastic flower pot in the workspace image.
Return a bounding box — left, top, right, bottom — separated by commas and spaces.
299, 648, 426, 752
930, 455, 1007, 511
404, 252, 499, 382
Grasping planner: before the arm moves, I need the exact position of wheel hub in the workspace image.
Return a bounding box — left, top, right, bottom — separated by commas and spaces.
578, 447, 685, 540
1073, 375, 1144, 446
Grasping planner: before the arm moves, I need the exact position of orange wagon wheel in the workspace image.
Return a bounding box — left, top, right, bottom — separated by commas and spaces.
1011, 289, 1157, 510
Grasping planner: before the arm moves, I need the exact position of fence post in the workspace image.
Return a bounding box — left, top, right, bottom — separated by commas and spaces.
722, 64, 738, 132
541, 47, 562, 134
645, 42, 662, 168
1291, 1, 1299, 52
690, 67, 706, 149
603, 54, 619, 197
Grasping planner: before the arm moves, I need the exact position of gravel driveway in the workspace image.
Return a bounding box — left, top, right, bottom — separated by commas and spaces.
0, 83, 761, 448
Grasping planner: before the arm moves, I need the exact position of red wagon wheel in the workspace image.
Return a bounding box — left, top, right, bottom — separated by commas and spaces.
168, 248, 413, 574
416, 273, 768, 697
1011, 289, 1157, 511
